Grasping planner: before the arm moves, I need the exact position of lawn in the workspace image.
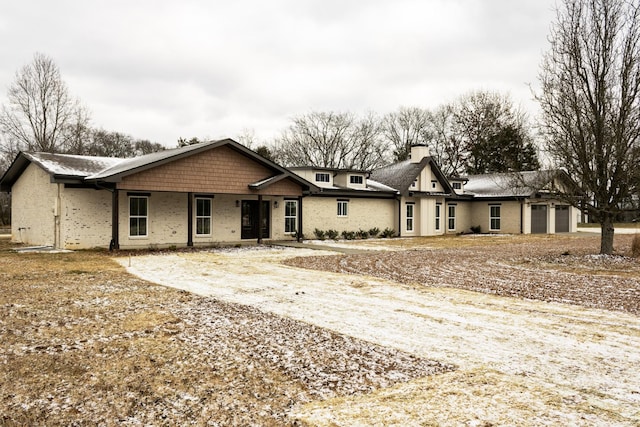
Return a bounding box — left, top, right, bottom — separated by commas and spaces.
1, 234, 639, 425
0, 238, 448, 426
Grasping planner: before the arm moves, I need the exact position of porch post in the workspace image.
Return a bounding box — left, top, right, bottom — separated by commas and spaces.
187, 192, 193, 247
257, 194, 263, 244
110, 189, 120, 250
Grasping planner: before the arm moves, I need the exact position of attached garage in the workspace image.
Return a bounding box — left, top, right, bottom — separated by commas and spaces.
531, 205, 548, 234
555, 205, 570, 233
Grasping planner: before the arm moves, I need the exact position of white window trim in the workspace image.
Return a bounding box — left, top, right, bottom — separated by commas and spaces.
448, 205, 456, 231
284, 200, 297, 234
490, 205, 501, 231
129, 196, 149, 238
316, 172, 330, 183
195, 197, 212, 236
435, 204, 441, 230
406, 203, 414, 232
349, 175, 364, 185
337, 200, 348, 217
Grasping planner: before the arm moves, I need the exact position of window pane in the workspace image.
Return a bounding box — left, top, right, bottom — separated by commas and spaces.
138, 218, 147, 235
130, 197, 147, 216
285, 201, 296, 217
285, 217, 296, 233
337, 201, 348, 216
129, 218, 138, 236
197, 218, 211, 235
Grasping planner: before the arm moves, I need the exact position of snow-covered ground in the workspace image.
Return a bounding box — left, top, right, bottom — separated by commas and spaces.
117, 247, 640, 425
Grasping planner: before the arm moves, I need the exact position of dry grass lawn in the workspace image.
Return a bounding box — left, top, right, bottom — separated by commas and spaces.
0, 238, 449, 426
2, 233, 639, 425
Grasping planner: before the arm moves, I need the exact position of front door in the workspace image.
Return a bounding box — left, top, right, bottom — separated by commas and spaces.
241, 200, 270, 239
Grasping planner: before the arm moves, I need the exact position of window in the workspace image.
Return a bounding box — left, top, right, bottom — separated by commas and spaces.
452, 182, 462, 190
349, 175, 363, 185
435, 204, 441, 230
490, 205, 501, 230
316, 172, 330, 183
195, 198, 212, 235
337, 200, 348, 217
129, 196, 148, 237
431, 180, 437, 189
411, 179, 418, 188
448, 204, 456, 231
284, 200, 297, 233
406, 203, 414, 232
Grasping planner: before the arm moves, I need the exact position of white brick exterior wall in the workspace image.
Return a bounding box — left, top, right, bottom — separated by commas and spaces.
10, 163, 57, 246
60, 187, 112, 249
302, 197, 396, 236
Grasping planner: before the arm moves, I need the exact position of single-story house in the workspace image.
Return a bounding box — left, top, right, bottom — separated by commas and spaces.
0, 139, 315, 249
0, 140, 580, 249
296, 144, 580, 237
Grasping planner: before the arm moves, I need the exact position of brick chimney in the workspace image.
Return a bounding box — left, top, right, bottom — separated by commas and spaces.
409, 144, 430, 163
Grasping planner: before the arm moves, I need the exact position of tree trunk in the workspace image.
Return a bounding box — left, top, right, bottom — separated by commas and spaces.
600, 215, 615, 255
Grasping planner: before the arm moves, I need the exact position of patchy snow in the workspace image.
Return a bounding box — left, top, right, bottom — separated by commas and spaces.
578, 227, 640, 234
117, 246, 640, 425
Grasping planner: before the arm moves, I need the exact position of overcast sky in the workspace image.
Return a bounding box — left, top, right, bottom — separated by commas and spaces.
0, 0, 557, 148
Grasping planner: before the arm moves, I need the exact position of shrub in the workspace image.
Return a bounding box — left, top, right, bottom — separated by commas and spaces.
326, 229, 339, 240
381, 227, 395, 238
632, 234, 640, 257
368, 227, 380, 237
356, 229, 369, 239
470, 225, 481, 234
293, 230, 304, 240
313, 228, 326, 240
341, 230, 356, 240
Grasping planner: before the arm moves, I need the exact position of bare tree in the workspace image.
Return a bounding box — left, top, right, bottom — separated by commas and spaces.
0, 53, 81, 153
61, 103, 92, 154
427, 104, 467, 176
381, 106, 432, 161
273, 111, 387, 170
536, 0, 640, 254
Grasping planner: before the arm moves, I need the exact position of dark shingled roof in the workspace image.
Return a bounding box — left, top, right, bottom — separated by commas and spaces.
1, 139, 317, 193
370, 157, 454, 195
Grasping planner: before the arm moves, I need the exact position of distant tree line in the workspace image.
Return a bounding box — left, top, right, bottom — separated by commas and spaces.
0, 53, 165, 225
270, 91, 540, 176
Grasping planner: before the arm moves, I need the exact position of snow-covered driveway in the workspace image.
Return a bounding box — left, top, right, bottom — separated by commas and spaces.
117, 247, 640, 425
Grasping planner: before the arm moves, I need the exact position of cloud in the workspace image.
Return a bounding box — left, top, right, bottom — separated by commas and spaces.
0, 0, 556, 146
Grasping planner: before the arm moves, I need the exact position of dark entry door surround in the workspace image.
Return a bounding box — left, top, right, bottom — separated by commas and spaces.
241, 200, 270, 239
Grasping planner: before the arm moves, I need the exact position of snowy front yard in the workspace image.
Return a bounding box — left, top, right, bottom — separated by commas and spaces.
119, 236, 640, 426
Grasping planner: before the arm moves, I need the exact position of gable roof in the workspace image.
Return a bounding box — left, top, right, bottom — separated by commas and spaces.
0, 152, 125, 191
369, 157, 454, 195
463, 170, 560, 198
0, 139, 316, 192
